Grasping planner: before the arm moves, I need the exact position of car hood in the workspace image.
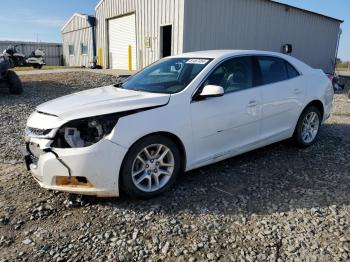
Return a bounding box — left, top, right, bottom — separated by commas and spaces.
32, 86, 170, 127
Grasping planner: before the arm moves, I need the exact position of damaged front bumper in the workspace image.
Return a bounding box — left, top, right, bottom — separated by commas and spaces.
22, 136, 127, 197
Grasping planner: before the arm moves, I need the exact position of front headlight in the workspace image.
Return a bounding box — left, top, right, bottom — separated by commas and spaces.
52, 113, 120, 148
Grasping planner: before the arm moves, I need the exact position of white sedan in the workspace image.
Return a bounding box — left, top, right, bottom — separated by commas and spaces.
24, 50, 334, 198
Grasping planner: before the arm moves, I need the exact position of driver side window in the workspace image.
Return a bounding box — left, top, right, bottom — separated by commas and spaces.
204, 57, 253, 94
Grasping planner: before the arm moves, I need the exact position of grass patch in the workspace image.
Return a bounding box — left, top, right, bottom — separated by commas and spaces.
336, 67, 350, 72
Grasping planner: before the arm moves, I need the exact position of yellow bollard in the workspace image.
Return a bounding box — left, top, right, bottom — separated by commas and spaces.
128, 45, 132, 71
98, 48, 103, 66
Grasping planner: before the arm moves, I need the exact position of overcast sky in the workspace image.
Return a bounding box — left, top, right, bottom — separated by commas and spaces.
0, 0, 348, 61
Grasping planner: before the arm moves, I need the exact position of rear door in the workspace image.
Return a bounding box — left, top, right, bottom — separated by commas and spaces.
256, 56, 305, 140
190, 56, 262, 166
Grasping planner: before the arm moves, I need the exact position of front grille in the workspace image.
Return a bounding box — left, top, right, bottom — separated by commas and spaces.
26, 127, 52, 137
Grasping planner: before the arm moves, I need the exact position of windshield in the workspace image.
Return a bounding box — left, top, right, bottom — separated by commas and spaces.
122, 58, 212, 94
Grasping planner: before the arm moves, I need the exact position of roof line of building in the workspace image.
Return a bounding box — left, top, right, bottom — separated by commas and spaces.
61, 13, 95, 31
0, 40, 61, 45
95, 0, 104, 11
95, 0, 343, 23
269, 0, 343, 23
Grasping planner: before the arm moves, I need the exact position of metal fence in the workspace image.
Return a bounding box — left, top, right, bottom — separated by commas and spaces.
0, 41, 63, 66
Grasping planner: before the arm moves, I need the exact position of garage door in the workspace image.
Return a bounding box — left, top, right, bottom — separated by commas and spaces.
108, 14, 137, 70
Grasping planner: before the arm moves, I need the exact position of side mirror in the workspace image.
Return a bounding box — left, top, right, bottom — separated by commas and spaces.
198, 85, 224, 99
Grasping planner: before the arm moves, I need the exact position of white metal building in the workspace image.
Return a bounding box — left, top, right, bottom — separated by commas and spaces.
0, 40, 63, 66
95, 0, 185, 70
58, 0, 343, 72
62, 13, 96, 67
91, 0, 342, 73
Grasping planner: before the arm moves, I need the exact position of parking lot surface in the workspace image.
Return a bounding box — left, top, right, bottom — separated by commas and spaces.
15, 68, 133, 77
0, 73, 349, 261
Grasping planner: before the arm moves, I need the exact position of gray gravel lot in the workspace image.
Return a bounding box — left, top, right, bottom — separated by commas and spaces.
15, 68, 133, 77
0, 73, 350, 261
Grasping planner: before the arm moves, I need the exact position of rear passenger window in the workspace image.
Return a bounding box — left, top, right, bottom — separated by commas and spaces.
257, 56, 289, 84
286, 62, 300, 79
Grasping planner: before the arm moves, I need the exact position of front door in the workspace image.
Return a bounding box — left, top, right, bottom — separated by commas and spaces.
190, 56, 262, 166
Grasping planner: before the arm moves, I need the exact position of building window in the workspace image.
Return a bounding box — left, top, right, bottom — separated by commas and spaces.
69, 45, 75, 56
81, 43, 88, 55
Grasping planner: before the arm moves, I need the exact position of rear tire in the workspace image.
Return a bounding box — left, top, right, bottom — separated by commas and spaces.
120, 135, 182, 199
294, 106, 321, 148
7, 70, 23, 94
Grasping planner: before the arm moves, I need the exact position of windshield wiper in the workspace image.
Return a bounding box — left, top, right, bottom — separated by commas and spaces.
113, 82, 124, 88
114, 75, 133, 88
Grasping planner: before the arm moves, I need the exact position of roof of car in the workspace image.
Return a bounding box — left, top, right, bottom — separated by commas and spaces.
174, 50, 284, 59
173, 49, 314, 73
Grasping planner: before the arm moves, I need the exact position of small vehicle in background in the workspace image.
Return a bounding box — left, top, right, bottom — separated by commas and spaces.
3, 45, 26, 67
3, 45, 46, 69
327, 72, 345, 91
26, 49, 46, 69
0, 54, 23, 94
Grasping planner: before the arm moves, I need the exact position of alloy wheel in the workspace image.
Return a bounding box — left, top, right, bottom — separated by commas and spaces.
301, 111, 320, 144
131, 144, 175, 192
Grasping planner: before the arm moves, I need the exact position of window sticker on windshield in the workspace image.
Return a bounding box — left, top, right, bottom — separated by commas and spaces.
186, 59, 209, 65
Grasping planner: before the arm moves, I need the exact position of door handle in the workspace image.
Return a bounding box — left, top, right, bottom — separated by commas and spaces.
248, 100, 258, 107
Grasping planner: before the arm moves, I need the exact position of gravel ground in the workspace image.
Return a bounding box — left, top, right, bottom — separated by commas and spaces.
0, 73, 350, 262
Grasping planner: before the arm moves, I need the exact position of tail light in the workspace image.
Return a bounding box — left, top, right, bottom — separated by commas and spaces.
326, 74, 334, 81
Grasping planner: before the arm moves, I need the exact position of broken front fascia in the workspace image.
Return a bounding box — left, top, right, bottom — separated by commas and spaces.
25, 138, 126, 197
24, 104, 165, 196
52, 113, 121, 149
25, 113, 122, 181
24, 130, 73, 180
24, 125, 127, 197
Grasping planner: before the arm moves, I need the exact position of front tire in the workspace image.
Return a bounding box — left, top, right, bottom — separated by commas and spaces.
7, 70, 23, 94
294, 106, 321, 148
120, 135, 182, 199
